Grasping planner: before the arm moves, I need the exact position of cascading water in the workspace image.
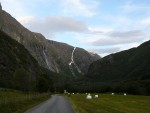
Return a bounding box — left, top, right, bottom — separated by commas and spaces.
69, 47, 82, 76
43, 49, 51, 70
42, 45, 59, 73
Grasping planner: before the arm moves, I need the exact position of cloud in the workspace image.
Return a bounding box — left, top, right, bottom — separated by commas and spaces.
109, 30, 145, 38
17, 16, 35, 25
1, 0, 99, 18
88, 41, 146, 57
90, 30, 147, 46
74, 29, 147, 47
0, 0, 29, 17
62, 0, 99, 17
88, 26, 113, 33
1, 0, 149, 57
87, 46, 122, 57
121, 1, 150, 13
141, 18, 150, 25
17, 16, 89, 37
1, 0, 61, 18
89, 47, 120, 54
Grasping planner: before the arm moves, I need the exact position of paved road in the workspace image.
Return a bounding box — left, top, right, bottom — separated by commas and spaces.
24, 95, 75, 113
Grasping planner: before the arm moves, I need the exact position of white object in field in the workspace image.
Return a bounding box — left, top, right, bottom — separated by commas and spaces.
64, 90, 67, 94
112, 93, 114, 95
86, 93, 87, 94
124, 93, 127, 96
72, 93, 74, 94
86, 95, 92, 99
88, 93, 91, 96
95, 95, 98, 98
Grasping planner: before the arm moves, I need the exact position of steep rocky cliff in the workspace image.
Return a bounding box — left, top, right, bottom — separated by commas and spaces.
0, 4, 100, 76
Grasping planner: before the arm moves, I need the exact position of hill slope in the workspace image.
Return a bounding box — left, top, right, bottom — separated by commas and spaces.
0, 29, 66, 92
0, 29, 41, 89
0, 4, 100, 76
87, 40, 150, 81
86, 40, 150, 94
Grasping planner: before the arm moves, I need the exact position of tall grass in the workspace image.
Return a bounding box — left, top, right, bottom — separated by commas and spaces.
0, 88, 50, 113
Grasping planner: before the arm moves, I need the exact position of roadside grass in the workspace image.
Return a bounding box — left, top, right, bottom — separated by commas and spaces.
67, 93, 150, 113
0, 89, 51, 113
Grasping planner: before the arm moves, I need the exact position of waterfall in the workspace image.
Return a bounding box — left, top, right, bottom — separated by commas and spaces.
69, 47, 82, 76
43, 50, 51, 70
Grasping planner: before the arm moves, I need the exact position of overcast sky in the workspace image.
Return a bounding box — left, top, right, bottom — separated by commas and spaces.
1, 0, 150, 57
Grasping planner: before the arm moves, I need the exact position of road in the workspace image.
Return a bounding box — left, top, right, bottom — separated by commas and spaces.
24, 95, 75, 113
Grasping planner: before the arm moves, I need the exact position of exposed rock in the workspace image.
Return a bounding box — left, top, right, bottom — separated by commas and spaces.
0, 4, 100, 76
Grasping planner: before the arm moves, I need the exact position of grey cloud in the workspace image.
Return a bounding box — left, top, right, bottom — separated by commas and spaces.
109, 30, 145, 38
90, 47, 120, 55
90, 30, 103, 34
22, 16, 89, 37
91, 30, 146, 46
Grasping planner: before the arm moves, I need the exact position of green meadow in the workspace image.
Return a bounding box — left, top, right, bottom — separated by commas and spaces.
67, 94, 150, 113
0, 89, 50, 113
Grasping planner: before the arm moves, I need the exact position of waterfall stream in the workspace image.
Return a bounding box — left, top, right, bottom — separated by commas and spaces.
43, 50, 51, 70
69, 47, 82, 76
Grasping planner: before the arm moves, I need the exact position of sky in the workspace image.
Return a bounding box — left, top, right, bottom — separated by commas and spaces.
1, 0, 150, 57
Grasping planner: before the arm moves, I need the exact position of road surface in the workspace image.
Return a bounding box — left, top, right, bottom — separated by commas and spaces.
24, 95, 75, 113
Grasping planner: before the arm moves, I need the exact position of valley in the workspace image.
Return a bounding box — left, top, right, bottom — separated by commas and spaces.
0, 1, 150, 113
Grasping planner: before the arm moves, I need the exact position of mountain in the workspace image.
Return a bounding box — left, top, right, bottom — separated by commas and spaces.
0, 4, 100, 76
0, 29, 72, 92
0, 29, 41, 90
87, 40, 150, 81
86, 40, 150, 94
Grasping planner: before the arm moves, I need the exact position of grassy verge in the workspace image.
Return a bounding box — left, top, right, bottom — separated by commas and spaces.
0, 89, 51, 113
67, 93, 150, 113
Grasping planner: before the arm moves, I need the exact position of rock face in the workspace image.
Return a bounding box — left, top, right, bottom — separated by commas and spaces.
0, 5, 100, 76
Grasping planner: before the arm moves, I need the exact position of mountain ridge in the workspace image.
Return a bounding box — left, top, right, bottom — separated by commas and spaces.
87, 40, 150, 80
0, 4, 100, 76
85, 40, 150, 94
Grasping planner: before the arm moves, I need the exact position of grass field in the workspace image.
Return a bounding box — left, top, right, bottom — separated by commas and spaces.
0, 89, 50, 113
67, 93, 150, 113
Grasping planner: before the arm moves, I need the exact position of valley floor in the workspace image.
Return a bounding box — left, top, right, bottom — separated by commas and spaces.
67, 93, 150, 113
